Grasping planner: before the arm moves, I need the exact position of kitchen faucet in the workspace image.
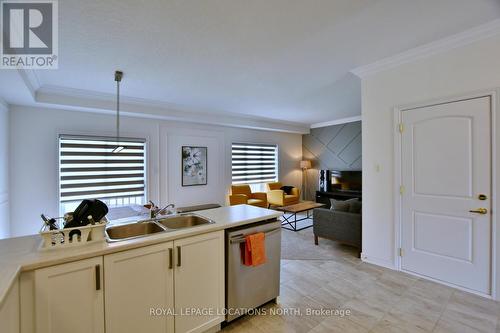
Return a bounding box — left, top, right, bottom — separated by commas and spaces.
148, 201, 176, 219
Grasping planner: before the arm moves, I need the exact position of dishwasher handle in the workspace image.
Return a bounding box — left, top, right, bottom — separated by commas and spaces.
229, 228, 280, 244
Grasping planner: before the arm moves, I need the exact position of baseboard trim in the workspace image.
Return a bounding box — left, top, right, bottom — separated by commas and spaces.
360, 253, 395, 270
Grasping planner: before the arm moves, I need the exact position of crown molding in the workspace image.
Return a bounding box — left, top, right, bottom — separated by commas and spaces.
310, 115, 361, 129
351, 18, 500, 79
35, 85, 310, 134
17, 69, 41, 99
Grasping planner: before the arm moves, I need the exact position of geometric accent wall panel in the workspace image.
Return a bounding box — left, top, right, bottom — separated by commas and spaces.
302, 121, 362, 199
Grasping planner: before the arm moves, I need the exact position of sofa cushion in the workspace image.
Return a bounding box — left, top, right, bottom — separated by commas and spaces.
247, 199, 266, 207
329, 199, 350, 212
330, 198, 361, 214
349, 200, 362, 214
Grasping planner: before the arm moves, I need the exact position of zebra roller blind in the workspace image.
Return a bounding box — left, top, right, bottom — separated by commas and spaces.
59, 135, 146, 206
231, 143, 278, 184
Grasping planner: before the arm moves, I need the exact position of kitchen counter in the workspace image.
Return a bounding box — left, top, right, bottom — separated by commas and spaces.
0, 205, 282, 306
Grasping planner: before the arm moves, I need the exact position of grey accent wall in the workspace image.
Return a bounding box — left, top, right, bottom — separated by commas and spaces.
302, 121, 362, 200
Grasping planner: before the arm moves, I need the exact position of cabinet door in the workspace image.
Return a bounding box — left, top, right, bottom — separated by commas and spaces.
34, 257, 104, 333
0, 279, 19, 333
174, 231, 224, 333
104, 242, 174, 333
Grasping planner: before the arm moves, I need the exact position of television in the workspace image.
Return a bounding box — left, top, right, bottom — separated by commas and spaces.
331, 170, 362, 191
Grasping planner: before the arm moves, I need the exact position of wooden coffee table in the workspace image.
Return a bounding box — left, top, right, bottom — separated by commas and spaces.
275, 201, 325, 231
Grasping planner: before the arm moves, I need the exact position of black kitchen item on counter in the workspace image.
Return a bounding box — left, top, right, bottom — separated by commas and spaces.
67, 199, 92, 228
41, 214, 59, 230
64, 199, 109, 229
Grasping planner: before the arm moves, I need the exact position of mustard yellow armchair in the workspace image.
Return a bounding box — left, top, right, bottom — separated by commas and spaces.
266, 182, 300, 207
229, 184, 268, 208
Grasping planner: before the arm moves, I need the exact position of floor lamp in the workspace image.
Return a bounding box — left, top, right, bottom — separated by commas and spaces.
300, 160, 312, 200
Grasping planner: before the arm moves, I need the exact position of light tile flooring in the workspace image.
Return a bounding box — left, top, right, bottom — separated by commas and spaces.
222, 228, 500, 333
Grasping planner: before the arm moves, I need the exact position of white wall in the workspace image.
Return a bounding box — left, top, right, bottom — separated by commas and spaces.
0, 102, 9, 239
361, 34, 500, 275
9, 106, 302, 237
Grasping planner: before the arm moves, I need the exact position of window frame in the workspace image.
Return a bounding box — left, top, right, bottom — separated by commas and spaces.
231, 142, 279, 186
57, 134, 148, 215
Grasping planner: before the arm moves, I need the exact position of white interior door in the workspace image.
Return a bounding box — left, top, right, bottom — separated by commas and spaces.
401, 96, 491, 294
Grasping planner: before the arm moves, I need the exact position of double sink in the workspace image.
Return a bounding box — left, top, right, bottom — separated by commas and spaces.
106, 214, 214, 242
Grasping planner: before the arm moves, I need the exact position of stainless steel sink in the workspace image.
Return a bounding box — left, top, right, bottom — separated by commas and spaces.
106, 221, 165, 241
105, 214, 214, 242
156, 214, 214, 229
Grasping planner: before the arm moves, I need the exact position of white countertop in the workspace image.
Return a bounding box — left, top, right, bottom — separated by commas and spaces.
0, 205, 282, 306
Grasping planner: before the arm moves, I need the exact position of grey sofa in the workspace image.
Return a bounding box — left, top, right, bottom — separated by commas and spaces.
313, 208, 362, 256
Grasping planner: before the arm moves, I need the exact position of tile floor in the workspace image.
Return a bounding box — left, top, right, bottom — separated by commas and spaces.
222, 227, 500, 333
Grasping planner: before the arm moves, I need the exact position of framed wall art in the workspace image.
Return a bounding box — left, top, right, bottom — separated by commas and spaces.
181, 146, 207, 186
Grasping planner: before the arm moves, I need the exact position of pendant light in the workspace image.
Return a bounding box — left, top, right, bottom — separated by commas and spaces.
112, 70, 124, 153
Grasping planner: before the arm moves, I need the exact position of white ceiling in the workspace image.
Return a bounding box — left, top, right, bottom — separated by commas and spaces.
2, 0, 500, 128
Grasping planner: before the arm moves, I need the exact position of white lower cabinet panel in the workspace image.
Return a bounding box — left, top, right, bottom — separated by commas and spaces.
0, 280, 20, 333
174, 231, 225, 333
104, 242, 175, 333
34, 257, 104, 333
24, 230, 225, 333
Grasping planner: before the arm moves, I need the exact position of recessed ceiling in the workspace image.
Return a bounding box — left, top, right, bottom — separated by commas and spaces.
2, 0, 500, 126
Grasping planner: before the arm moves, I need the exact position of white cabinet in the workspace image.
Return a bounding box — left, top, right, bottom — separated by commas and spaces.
26, 230, 224, 333
104, 231, 224, 333
34, 256, 104, 333
0, 279, 20, 333
174, 231, 224, 333
104, 242, 174, 333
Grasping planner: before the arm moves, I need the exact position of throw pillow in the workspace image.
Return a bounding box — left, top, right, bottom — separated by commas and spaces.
329, 199, 350, 212
280, 186, 294, 195
349, 199, 362, 214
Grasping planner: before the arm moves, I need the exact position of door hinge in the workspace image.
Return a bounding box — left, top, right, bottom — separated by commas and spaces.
398, 123, 404, 133
399, 248, 404, 257
399, 185, 405, 195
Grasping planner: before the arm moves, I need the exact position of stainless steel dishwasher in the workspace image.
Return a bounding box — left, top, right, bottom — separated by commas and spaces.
225, 219, 281, 322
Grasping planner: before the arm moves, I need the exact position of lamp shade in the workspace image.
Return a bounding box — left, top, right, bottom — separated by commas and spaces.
300, 160, 312, 169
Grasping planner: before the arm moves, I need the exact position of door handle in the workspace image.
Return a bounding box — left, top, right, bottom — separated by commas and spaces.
95, 264, 101, 291
168, 248, 173, 269
469, 208, 488, 214
229, 228, 280, 244
177, 246, 181, 267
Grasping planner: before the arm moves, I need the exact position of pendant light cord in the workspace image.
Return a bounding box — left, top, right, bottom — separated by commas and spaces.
116, 78, 120, 143
112, 70, 124, 153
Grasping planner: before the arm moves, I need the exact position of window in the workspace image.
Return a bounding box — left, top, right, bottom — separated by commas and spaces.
231, 143, 278, 189
59, 135, 146, 214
